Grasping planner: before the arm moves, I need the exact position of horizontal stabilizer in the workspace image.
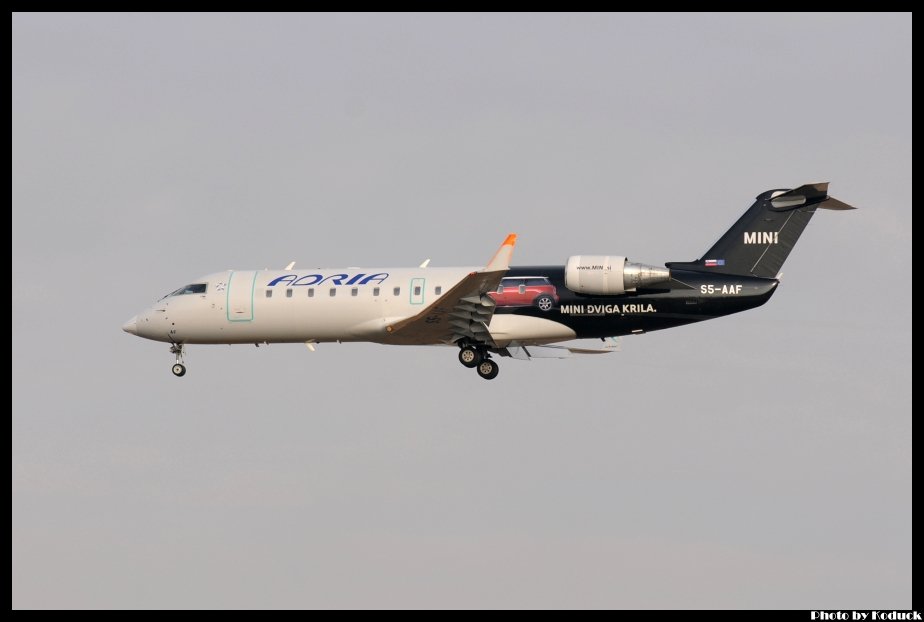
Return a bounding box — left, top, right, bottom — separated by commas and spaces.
769, 182, 856, 211
818, 197, 856, 210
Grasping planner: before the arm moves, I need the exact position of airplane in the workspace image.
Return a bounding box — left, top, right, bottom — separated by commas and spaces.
122, 182, 855, 380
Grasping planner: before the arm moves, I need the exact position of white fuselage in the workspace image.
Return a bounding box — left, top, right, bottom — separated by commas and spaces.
123, 267, 576, 347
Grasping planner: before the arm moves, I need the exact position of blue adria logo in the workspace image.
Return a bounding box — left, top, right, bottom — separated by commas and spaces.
267, 272, 389, 287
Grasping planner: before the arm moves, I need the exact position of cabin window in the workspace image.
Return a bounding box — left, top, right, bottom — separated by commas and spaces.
373, 287, 380, 296
329, 288, 336, 297
265, 290, 273, 298
393, 287, 400, 296
414, 286, 422, 296
435, 286, 442, 295
308, 288, 314, 298
286, 288, 293, 298
351, 287, 358, 297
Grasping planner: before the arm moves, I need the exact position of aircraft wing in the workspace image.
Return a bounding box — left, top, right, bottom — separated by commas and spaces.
382, 234, 516, 346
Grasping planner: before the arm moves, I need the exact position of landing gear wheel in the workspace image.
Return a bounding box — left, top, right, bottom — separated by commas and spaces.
476, 359, 499, 380
534, 294, 555, 312
458, 345, 483, 368
169, 342, 187, 377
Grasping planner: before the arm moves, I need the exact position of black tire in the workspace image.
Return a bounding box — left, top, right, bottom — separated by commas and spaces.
534, 294, 555, 312
476, 359, 499, 380
172, 363, 187, 377
458, 346, 482, 368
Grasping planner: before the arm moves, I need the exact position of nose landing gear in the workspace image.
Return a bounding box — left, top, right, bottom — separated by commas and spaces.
170, 343, 186, 377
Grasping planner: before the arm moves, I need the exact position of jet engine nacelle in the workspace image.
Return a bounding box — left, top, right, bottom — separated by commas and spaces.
564, 255, 671, 295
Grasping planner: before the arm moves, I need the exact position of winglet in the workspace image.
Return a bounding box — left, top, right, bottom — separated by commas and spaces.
485, 233, 517, 272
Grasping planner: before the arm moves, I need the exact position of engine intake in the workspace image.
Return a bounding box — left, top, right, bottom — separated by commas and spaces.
564, 255, 671, 295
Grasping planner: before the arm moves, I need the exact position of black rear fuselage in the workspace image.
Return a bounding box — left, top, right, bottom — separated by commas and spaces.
499, 266, 778, 338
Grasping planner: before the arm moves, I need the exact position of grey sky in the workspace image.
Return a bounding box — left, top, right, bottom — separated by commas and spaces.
12, 13, 911, 609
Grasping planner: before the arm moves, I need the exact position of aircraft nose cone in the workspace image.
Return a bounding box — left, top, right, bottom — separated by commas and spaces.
122, 315, 138, 335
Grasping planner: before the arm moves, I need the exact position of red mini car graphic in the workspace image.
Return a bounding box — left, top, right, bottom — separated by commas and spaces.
488, 276, 560, 311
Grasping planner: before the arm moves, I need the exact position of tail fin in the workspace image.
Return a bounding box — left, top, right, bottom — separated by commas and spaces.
670, 182, 855, 278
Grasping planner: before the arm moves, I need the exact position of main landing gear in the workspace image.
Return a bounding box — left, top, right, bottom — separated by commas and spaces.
170, 343, 186, 377
458, 345, 481, 368
476, 358, 499, 380
458, 344, 499, 380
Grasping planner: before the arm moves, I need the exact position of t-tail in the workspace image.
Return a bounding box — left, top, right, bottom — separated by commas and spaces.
669, 182, 856, 278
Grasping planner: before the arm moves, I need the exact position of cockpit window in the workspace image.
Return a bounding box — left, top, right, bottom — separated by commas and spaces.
167, 283, 207, 297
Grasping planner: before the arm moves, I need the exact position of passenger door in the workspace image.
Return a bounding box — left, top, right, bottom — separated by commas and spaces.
226, 270, 257, 321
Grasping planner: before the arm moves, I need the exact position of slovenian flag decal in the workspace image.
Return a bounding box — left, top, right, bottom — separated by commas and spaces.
704, 259, 725, 267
